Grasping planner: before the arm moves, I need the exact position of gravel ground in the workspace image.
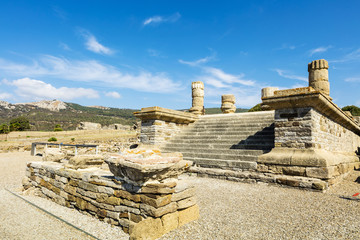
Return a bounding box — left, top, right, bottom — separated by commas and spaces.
1, 151, 360, 240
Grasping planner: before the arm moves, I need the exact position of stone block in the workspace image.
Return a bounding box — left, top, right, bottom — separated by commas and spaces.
105, 196, 122, 205
178, 204, 199, 227
114, 190, 141, 202
129, 217, 164, 240
140, 202, 177, 218
177, 197, 196, 210
172, 187, 196, 202
161, 211, 179, 234
306, 166, 337, 179
140, 194, 172, 208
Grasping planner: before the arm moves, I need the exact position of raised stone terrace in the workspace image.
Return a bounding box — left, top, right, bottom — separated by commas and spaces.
161, 111, 275, 171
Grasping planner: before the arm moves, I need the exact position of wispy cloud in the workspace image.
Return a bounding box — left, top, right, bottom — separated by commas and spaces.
273, 69, 307, 82
179, 55, 215, 67
143, 13, 181, 26
180, 55, 260, 107
53, 6, 67, 20
309, 45, 332, 56
59, 42, 71, 51
344, 77, 360, 82
330, 48, 360, 63
0, 92, 12, 100
147, 49, 166, 58
105, 91, 121, 99
80, 30, 113, 55
0, 55, 181, 93
278, 43, 296, 50
4, 78, 99, 101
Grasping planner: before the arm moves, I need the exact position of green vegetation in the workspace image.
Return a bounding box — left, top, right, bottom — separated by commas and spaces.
248, 104, 263, 112
9, 116, 30, 131
71, 138, 75, 142
54, 124, 63, 131
342, 105, 360, 116
48, 137, 57, 142
0, 102, 139, 131
0, 124, 10, 134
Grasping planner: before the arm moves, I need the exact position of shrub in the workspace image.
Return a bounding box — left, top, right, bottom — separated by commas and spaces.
71, 137, 75, 142
48, 137, 57, 142
0, 124, 10, 134
248, 103, 263, 112
9, 116, 30, 131
342, 105, 360, 116
54, 128, 63, 132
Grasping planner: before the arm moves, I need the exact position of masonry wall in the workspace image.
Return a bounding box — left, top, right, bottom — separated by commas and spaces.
24, 162, 199, 239
274, 107, 360, 152
140, 120, 189, 146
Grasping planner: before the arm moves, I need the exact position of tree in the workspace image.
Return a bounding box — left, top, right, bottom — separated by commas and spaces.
342, 105, 360, 116
9, 116, 30, 131
0, 124, 10, 134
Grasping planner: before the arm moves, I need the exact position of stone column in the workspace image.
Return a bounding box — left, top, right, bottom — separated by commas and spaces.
189, 81, 204, 115
308, 59, 330, 97
261, 87, 279, 110
221, 94, 236, 113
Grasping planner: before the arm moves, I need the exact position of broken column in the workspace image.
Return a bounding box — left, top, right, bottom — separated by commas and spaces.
189, 81, 204, 115
308, 59, 330, 97
221, 94, 236, 114
261, 87, 279, 110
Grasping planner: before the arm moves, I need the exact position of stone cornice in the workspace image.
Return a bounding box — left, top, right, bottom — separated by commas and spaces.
134, 106, 198, 124
262, 87, 360, 134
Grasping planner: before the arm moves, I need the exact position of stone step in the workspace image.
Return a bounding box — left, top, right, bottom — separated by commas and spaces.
174, 130, 274, 138
184, 157, 257, 170
163, 142, 274, 150
165, 138, 274, 145
180, 127, 274, 134
178, 152, 259, 161
162, 147, 265, 155
198, 111, 274, 121
172, 135, 274, 141
186, 123, 274, 130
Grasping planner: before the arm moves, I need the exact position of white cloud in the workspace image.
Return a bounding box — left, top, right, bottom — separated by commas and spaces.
59, 42, 71, 51
309, 45, 332, 56
143, 13, 181, 26
5, 78, 99, 101
0, 92, 12, 100
80, 30, 113, 55
274, 69, 307, 82
330, 48, 360, 63
0, 55, 181, 93
180, 55, 260, 108
147, 49, 166, 58
105, 91, 121, 98
344, 77, 360, 82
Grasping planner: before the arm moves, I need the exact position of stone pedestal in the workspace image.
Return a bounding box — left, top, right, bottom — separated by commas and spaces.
134, 107, 198, 146
221, 94, 236, 114
189, 81, 204, 115
261, 87, 279, 110
24, 148, 199, 240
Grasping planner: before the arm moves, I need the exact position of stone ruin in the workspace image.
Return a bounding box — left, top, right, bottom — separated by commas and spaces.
134, 59, 360, 191
23, 146, 199, 240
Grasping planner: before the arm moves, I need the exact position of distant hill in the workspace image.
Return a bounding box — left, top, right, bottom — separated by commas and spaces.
0, 100, 138, 131
0, 100, 250, 131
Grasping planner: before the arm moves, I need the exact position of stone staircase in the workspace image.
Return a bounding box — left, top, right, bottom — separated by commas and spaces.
161, 111, 275, 171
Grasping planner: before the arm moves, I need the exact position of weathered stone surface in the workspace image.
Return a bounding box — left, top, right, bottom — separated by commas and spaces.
42, 148, 65, 162
161, 211, 179, 233
262, 87, 279, 99
221, 94, 236, 114
140, 194, 172, 208
114, 190, 141, 202
308, 59, 329, 96
189, 81, 204, 115
69, 154, 104, 169
306, 166, 338, 179
177, 197, 196, 209
172, 187, 196, 202
105, 196, 121, 205
140, 202, 177, 218
178, 204, 199, 227
129, 217, 164, 240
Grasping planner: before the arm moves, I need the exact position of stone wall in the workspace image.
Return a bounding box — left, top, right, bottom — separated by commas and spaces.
140, 120, 188, 146
274, 107, 360, 152
24, 161, 199, 239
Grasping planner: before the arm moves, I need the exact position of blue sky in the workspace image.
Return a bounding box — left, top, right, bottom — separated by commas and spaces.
1, 1, 360, 109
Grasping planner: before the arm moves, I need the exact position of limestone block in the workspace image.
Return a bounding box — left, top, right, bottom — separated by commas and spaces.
306, 166, 338, 179
178, 204, 199, 227
161, 211, 179, 234
172, 187, 196, 202
261, 87, 279, 99
140, 202, 177, 218
129, 217, 164, 240
42, 148, 65, 162
69, 155, 104, 169
140, 194, 172, 208
308, 59, 330, 96
177, 196, 197, 209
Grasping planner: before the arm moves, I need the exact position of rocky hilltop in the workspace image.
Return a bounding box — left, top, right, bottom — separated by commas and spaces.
0, 100, 137, 131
